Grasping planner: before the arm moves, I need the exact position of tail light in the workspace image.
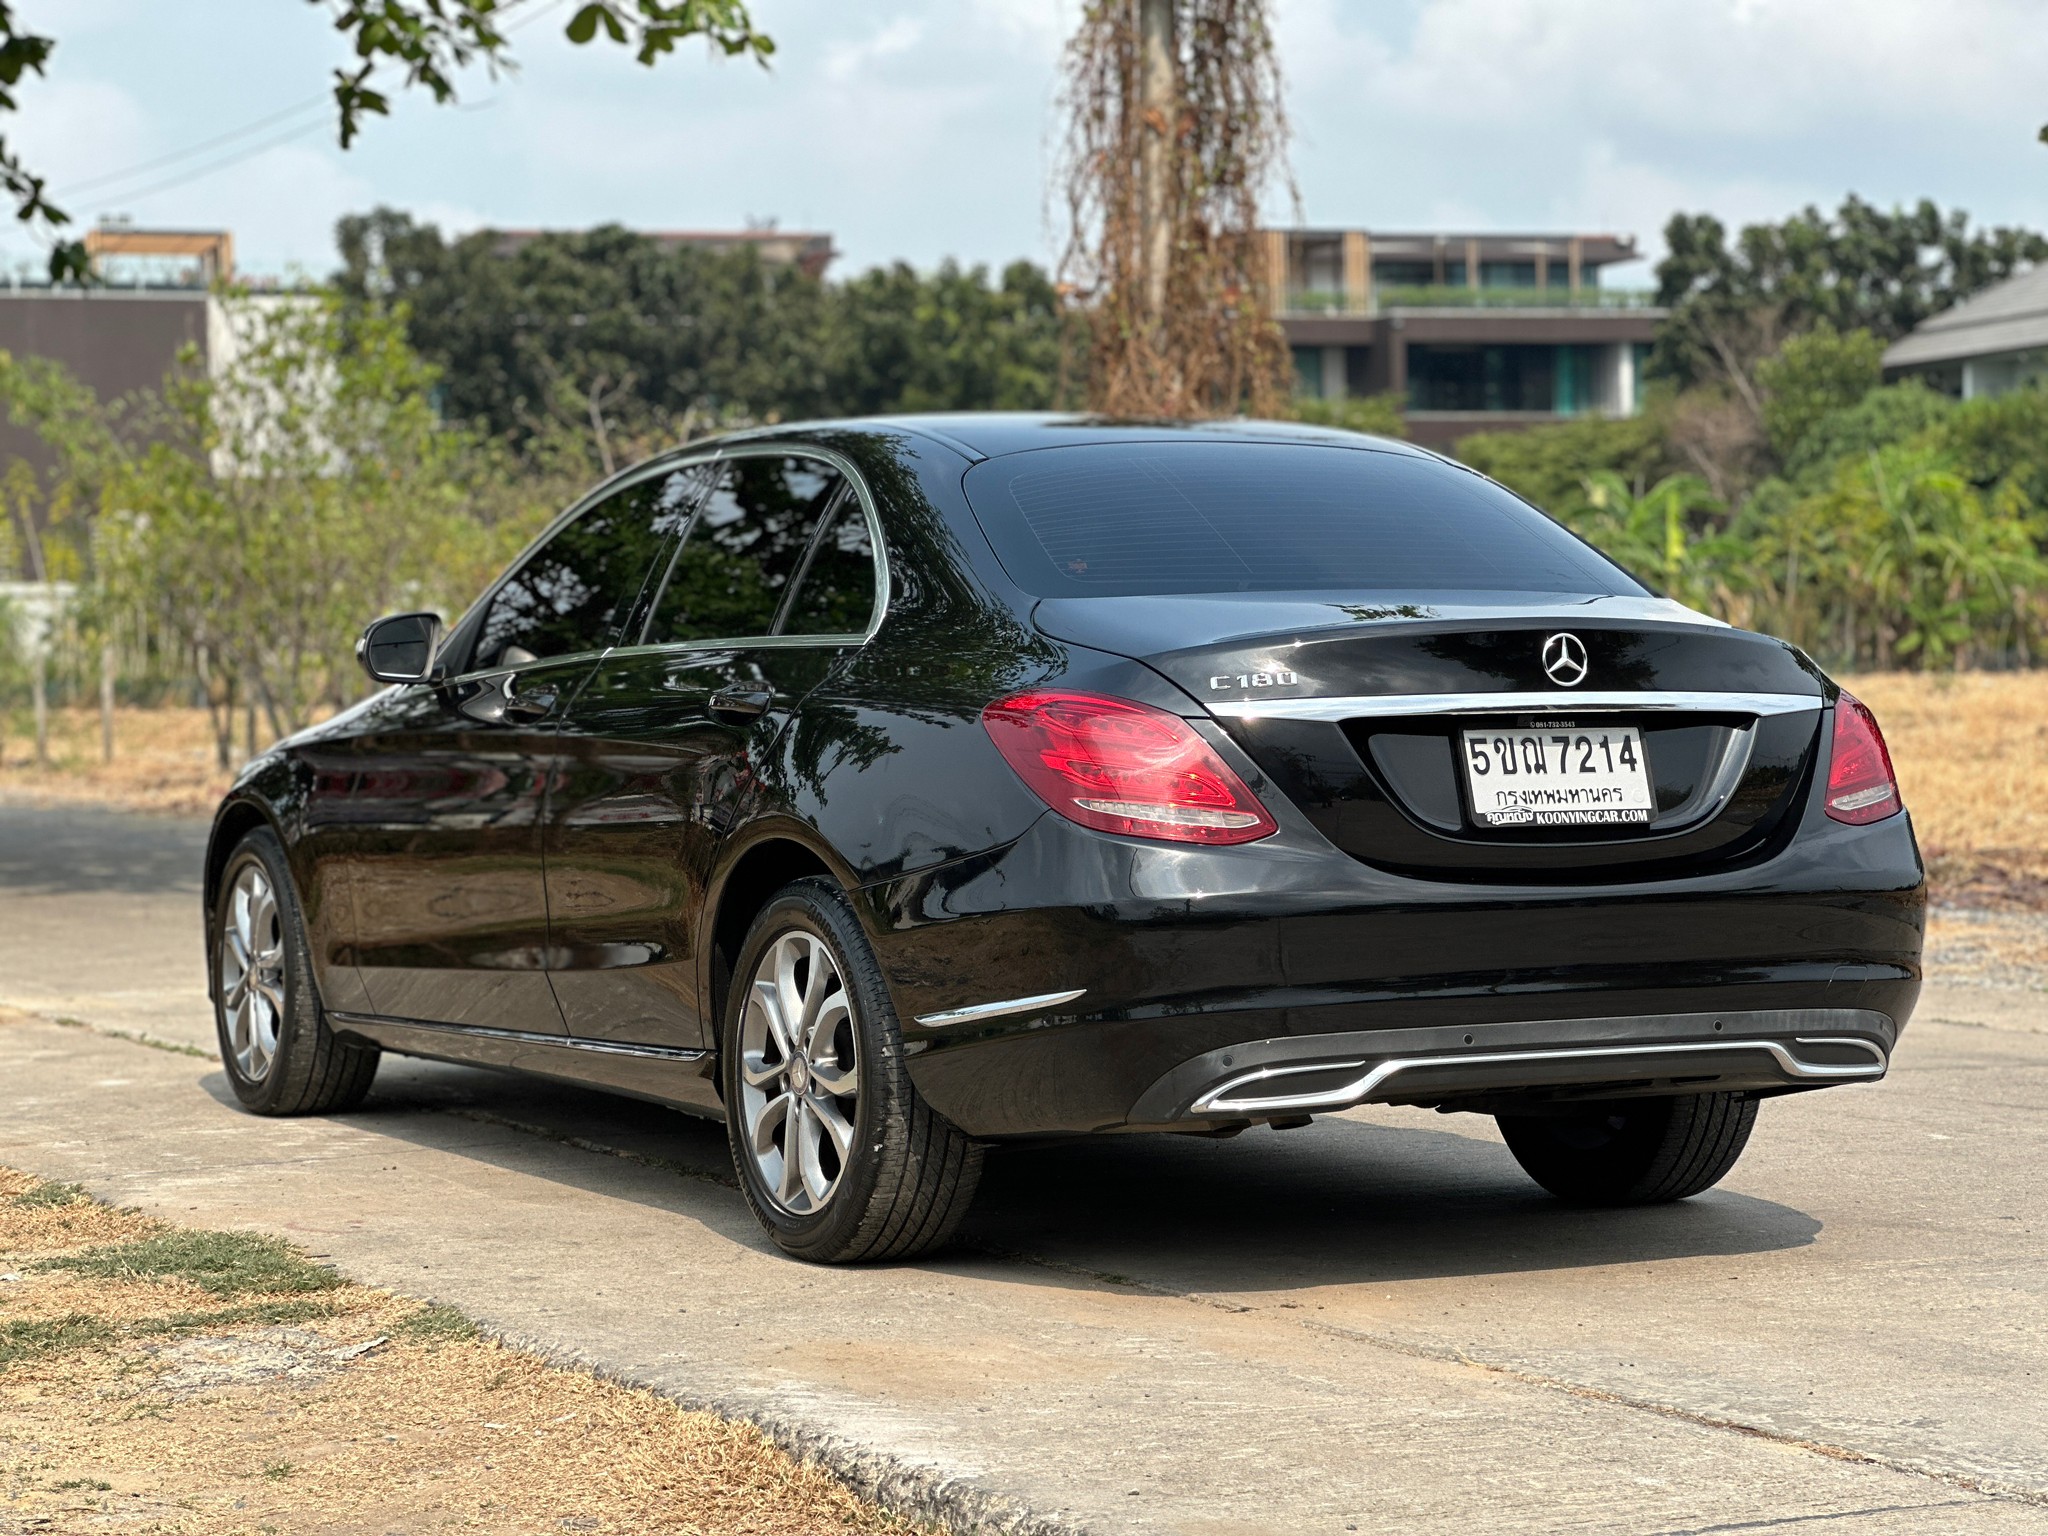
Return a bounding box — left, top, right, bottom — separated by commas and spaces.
1824, 692, 1902, 825
981, 690, 1278, 845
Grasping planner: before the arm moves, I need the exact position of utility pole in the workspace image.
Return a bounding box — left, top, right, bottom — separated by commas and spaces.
1137, 0, 1176, 324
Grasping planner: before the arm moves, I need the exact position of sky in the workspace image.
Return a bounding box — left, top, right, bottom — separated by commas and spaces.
8, 0, 2048, 287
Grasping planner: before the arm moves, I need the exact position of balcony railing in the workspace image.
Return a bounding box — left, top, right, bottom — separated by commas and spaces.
1280, 285, 1661, 316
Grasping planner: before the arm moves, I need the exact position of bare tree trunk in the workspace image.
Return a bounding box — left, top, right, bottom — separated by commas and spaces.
30, 645, 48, 768
1137, 0, 1176, 325
197, 645, 235, 772
99, 636, 116, 764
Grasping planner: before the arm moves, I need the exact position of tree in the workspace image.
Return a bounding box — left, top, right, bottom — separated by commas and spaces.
1780, 379, 1951, 488
1755, 324, 1885, 463
1571, 470, 1728, 613
336, 209, 1072, 448
1653, 197, 2048, 386
0, 1, 771, 281
1058, 0, 1291, 417
1454, 409, 1677, 514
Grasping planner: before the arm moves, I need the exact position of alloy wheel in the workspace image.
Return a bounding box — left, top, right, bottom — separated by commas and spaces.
219, 862, 286, 1082
738, 930, 860, 1216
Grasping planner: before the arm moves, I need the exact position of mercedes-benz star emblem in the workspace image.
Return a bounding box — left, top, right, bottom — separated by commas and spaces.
1541, 632, 1588, 687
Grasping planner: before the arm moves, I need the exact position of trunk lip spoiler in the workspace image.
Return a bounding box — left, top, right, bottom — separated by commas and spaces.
1206, 690, 1822, 723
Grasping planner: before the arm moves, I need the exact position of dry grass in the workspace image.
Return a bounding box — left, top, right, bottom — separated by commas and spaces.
1844, 672, 2048, 908
5, 676, 2046, 905
0, 1168, 928, 1536
0, 707, 231, 817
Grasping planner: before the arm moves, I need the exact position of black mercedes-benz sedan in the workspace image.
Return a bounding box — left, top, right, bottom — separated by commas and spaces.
203, 415, 1923, 1262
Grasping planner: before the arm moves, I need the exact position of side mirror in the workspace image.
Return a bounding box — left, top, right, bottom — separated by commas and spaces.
356, 611, 444, 684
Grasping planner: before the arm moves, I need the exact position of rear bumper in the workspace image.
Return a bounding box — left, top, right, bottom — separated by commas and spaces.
1127, 1007, 1894, 1124
861, 801, 1924, 1139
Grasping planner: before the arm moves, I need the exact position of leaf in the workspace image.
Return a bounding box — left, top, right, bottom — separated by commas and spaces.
566, 4, 605, 44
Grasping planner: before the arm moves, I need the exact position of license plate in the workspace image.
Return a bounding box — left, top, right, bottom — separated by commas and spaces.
1459, 727, 1653, 827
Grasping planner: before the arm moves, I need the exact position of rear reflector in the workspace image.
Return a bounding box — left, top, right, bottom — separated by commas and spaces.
981, 691, 1278, 845
1824, 692, 1902, 825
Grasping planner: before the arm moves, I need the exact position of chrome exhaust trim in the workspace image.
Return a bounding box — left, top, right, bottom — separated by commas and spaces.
914, 988, 1087, 1028
1189, 1035, 1887, 1117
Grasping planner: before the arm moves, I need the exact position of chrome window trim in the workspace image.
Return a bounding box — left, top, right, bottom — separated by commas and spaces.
435, 454, 721, 686
1191, 1036, 1887, 1116
635, 440, 892, 652
1205, 689, 1823, 723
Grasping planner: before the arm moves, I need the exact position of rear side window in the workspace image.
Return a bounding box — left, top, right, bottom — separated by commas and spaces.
646, 455, 844, 644
781, 495, 878, 637
475, 465, 704, 666
962, 442, 1646, 599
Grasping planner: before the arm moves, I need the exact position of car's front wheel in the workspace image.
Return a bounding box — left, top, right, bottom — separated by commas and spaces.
212, 827, 380, 1115
722, 878, 982, 1263
1496, 1092, 1757, 1205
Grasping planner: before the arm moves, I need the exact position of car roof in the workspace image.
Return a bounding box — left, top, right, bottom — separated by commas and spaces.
713, 411, 1443, 463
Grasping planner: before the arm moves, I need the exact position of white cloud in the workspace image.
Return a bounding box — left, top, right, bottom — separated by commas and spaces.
822, 17, 926, 84
6, 0, 2048, 282
1278, 0, 2048, 268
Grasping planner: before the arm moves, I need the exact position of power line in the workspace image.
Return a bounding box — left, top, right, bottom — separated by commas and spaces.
54, 0, 570, 213
57, 95, 332, 202
93, 116, 338, 212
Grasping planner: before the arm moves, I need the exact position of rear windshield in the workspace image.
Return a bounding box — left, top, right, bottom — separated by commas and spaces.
962, 441, 1646, 599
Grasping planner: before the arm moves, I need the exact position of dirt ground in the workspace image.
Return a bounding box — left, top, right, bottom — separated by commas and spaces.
2, 672, 2045, 908
0, 1166, 926, 1536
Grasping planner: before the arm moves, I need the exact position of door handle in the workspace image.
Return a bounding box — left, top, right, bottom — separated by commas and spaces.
708, 686, 773, 718
502, 686, 559, 724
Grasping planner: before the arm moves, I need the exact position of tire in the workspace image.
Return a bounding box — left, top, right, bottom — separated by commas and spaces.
1497, 1092, 1757, 1206
211, 827, 379, 1116
721, 878, 982, 1263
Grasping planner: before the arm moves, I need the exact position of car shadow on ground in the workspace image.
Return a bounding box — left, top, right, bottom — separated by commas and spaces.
200, 1056, 1821, 1290
965, 1115, 1821, 1290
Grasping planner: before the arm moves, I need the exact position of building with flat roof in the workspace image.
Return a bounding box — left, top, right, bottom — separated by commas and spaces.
1882, 264, 2048, 399
488, 226, 837, 278
0, 227, 313, 480
1266, 228, 1666, 448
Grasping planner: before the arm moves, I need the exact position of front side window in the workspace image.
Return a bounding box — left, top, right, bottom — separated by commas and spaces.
475, 466, 705, 667
646, 455, 845, 644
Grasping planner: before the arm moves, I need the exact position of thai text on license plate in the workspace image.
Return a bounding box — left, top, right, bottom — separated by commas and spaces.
1460, 727, 1654, 827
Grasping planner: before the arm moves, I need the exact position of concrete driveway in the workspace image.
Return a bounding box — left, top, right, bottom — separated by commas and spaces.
2, 800, 2045, 1534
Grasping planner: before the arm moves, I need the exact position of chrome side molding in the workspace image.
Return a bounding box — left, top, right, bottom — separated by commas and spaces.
329, 1012, 707, 1062
1206, 690, 1823, 723
1189, 1036, 1886, 1117
914, 988, 1087, 1028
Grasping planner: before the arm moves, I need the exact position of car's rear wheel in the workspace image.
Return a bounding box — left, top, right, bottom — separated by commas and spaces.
722, 878, 981, 1263
1496, 1092, 1757, 1205
213, 827, 380, 1115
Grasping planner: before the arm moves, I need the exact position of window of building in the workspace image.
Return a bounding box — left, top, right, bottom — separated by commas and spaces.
646, 455, 845, 644
1407, 344, 1560, 413
1344, 346, 1375, 397
1291, 345, 1323, 398
1375, 260, 1435, 289
1554, 345, 1597, 415
1479, 260, 1537, 288
1962, 347, 2048, 400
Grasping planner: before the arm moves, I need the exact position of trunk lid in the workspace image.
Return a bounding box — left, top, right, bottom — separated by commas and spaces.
1034, 593, 1828, 881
